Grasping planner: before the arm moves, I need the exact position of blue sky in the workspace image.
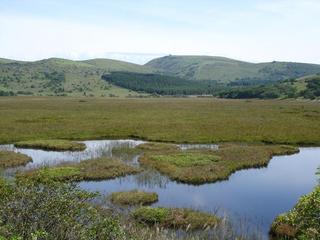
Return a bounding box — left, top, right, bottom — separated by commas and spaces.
0, 0, 319, 64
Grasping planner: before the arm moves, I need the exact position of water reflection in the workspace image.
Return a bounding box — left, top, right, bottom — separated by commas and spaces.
0, 140, 145, 174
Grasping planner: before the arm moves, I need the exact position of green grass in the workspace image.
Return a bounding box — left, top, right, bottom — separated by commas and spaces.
270, 186, 320, 239
0, 97, 319, 145
18, 157, 141, 182
110, 190, 158, 206
140, 144, 299, 184
14, 140, 86, 151
146, 55, 320, 83
132, 207, 219, 230
0, 151, 32, 168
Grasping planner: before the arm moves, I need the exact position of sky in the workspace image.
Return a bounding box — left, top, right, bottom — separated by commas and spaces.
0, 0, 320, 64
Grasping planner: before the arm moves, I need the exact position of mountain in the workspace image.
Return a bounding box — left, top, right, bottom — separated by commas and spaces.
1, 55, 320, 98
146, 55, 320, 83
0, 58, 153, 97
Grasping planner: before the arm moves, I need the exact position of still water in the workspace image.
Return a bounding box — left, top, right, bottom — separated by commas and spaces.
1, 140, 319, 238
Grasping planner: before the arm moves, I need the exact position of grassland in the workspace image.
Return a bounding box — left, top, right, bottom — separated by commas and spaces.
14, 139, 86, 151
0, 97, 319, 145
18, 157, 141, 182
139, 144, 299, 184
110, 190, 158, 206
0, 151, 32, 168
132, 207, 219, 230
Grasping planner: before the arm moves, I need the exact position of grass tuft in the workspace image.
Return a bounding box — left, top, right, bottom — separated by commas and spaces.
132, 207, 219, 230
110, 190, 158, 206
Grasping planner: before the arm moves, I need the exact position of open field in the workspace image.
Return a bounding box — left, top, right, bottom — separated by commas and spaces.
0, 97, 319, 145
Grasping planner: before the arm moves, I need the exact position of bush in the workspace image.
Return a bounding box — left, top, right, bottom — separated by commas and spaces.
270, 186, 320, 239
0, 178, 126, 240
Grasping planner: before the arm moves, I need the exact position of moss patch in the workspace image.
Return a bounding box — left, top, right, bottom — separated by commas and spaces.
270, 186, 320, 239
14, 140, 86, 151
140, 144, 299, 184
18, 157, 141, 182
110, 190, 158, 206
0, 151, 32, 168
132, 207, 219, 230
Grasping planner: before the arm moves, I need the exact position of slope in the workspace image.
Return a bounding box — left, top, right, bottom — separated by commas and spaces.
146, 55, 320, 83
0, 58, 153, 97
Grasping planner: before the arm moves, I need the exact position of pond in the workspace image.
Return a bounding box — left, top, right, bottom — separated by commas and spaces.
1, 140, 319, 239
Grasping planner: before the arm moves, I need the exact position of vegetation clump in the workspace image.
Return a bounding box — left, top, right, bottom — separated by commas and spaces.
0, 151, 32, 168
18, 157, 141, 182
14, 139, 86, 151
110, 190, 158, 206
270, 186, 320, 239
132, 207, 219, 230
140, 144, 299, 184
0, 178, 126, 240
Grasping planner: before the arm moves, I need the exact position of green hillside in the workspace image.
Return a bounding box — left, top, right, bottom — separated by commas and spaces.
0, 58, 153, 97
146, 55, 320, 83
219, 74, 320, 99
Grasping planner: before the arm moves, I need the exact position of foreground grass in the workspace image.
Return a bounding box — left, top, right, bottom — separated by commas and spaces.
0, 151, 32, 168
270, 186, 320, 239
14, 139, 86, 151
110, 190, 158, 206
0, 97, 319, 145
132, 207, 219, 230
139, 144, 299, 184
18, 157, 141, 182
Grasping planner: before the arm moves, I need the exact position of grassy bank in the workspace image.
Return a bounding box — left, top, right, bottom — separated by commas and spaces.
139, 143, 299, 184
110, 190, 158, 206
0, 97, 319, 145
132, 207, 219, 230
0, 151, 32, 168
14, 139, 86, 151
18, 157, 141, 182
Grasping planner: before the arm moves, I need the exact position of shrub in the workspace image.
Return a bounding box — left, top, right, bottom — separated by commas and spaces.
0, 178, 126, 240
270, 186, 320, 239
